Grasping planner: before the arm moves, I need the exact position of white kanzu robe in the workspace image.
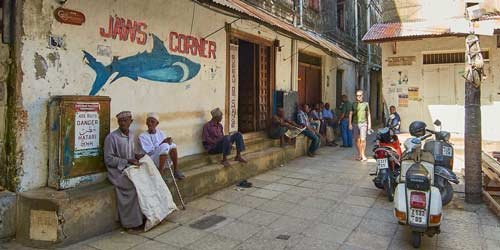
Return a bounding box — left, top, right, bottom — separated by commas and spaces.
139, 130, 177, 168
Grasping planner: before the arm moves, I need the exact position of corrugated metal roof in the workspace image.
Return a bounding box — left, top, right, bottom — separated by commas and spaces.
209, 0, 359, 63
363, 17, 500, 43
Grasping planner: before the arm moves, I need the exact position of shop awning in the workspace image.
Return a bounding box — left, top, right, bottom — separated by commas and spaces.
208, 0, 359, 63
363, 16, 500, 43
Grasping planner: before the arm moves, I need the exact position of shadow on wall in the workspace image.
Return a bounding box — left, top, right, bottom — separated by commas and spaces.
420, 102, 500, 141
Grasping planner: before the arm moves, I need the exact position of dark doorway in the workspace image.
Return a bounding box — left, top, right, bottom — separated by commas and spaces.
336, 70, 343, 109
298, 53, 322, 106
237, 39, 272, 133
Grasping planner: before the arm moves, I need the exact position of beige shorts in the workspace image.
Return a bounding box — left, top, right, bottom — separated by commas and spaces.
353, 123, 368, 140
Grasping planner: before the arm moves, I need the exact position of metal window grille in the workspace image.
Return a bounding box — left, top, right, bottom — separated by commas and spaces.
423, 51, 489, 65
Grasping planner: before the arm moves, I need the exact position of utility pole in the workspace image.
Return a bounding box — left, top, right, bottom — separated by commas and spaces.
463, 1, 485, 204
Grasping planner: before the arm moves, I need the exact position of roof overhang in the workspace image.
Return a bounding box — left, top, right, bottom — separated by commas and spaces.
205, 0, 359, 63
363, 17, 500, 43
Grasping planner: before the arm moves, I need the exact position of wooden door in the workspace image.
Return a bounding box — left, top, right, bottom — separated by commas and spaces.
257, 45, 271, 130
307, 66, 321, 105
238, 41, 256, 133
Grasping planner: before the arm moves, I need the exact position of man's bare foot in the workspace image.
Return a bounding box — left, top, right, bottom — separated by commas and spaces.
221, 160, 231, 167
235, 156, 247, 163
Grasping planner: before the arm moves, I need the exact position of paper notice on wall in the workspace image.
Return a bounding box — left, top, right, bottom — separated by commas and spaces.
229, 44, 239, 132
398, 94, 409, 107
408, 87, 419, 101
74, 103, 100, 158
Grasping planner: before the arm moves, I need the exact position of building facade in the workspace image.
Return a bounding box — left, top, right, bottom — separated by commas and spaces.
364, 0, 500, 141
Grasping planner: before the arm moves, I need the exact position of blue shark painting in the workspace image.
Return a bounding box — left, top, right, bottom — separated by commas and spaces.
83, 34, 201, 95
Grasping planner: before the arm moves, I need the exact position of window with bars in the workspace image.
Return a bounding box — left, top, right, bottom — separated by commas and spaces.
337, 0, 345, 31
422, 51, 489, 65
309, 0, 320, 12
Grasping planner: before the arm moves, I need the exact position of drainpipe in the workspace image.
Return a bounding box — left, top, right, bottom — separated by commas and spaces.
298, 0, 304, 28
366, 0, 372, 112
354, 0, 358, 56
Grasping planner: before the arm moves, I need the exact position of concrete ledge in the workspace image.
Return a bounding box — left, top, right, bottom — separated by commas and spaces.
16, 182, 119, 248
14, 135, 310, 248
0, 191, 16, 240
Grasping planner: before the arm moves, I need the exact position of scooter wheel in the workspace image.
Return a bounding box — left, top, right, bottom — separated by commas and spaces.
384, 180, 394, 202
411, 231, 422, 248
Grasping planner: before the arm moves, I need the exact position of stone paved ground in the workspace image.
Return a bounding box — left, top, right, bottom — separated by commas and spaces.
2, 145, 500, 250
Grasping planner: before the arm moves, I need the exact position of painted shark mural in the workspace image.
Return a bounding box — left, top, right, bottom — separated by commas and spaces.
83, 34, 201, 95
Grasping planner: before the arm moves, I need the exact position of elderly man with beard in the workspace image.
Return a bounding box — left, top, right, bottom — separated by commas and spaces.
139, 112, 185, 180
104, 111, 145, 232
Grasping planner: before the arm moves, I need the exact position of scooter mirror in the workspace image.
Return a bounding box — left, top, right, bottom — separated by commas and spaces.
434, 119, 442, 126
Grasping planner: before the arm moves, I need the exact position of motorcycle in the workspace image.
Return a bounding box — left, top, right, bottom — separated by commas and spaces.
422, 120, 459, 206
394, 121, 443, 248
371, 125, 402, 201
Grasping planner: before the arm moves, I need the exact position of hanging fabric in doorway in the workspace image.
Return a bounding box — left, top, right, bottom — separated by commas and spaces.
229, 44, 239, 132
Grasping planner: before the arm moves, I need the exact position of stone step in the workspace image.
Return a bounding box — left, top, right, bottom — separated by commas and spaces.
165, 143, 303, 203
178, 135, 279, 172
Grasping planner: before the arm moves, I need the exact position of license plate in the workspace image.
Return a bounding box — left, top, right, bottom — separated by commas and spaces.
409, 208, 427, 224
377, 158, 388, 169
443, 146, 452, 157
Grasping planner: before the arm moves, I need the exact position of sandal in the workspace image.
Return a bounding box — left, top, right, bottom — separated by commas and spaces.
237, 180, 253, 188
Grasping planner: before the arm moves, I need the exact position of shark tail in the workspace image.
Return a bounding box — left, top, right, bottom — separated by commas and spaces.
83, 51, 112, 96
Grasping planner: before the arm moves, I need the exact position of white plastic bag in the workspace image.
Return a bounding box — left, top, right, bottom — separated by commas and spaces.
124, 155, 177, 231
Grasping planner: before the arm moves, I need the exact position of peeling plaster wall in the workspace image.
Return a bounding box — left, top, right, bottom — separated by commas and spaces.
17, 0, 339, 191
381, 36, 500, 141
0, 43, 10, 188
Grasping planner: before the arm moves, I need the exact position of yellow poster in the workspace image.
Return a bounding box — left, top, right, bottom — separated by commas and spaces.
408, 87, 419, 101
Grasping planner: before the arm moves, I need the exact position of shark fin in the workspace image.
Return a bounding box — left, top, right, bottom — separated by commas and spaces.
152, 34, 169, 55
83, 50, 112, 96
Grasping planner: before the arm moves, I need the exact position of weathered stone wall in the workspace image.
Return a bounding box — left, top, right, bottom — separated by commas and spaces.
15, 0, 339, 191
0, 43, 10, 190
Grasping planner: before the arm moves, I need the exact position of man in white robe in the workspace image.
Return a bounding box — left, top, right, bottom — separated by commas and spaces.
139, 112, 185, 180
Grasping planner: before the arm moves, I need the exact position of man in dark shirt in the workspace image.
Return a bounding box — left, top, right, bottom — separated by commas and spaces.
202, 108, 246, 167
386, 105, 401, 134
269, 107, 302, 143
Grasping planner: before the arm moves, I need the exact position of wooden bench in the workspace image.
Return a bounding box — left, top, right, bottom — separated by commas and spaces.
482, 151, 500, 216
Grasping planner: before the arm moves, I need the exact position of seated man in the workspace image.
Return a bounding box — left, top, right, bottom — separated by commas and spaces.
202, 108, 247, 167
268, 107, 303, 145
309, 103, 321, 133
321, 103, 338, 147
387, 105, 401, 134
297, 104, 321, 157
139, 112, 184, 180
104, 111, 145, 232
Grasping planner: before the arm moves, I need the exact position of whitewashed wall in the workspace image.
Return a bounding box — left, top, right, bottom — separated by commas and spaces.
381, 36, 500, 141
17, 0, 346, 191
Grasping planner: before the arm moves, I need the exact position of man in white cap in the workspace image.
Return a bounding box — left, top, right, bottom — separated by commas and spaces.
104, 111, 145, 231
202, 108, 246, 167
139, 112, 184, 180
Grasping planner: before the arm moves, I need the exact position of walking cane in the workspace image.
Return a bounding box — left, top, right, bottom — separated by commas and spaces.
166, 159, 186, 210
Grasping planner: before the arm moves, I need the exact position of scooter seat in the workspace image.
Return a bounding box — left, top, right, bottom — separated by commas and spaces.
406, 164, 431, 191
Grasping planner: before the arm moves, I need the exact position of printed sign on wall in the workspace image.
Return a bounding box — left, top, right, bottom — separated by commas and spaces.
398, 94, 409, 107
74, 103, 100, 158
229, 44, 239, 132
408, 87, 419, 101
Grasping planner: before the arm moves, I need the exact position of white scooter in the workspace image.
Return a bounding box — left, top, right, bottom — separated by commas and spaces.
394, 121, 442, 248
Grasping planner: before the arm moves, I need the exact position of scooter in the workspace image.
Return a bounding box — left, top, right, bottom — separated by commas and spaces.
423, 120, 459, 206
371, 125, 402, 201
394, 121, 442, 248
